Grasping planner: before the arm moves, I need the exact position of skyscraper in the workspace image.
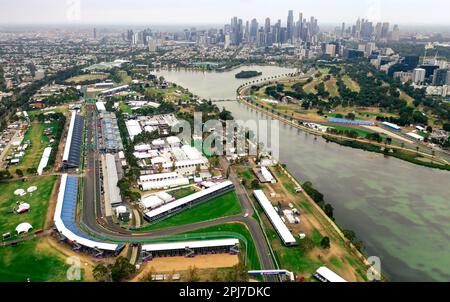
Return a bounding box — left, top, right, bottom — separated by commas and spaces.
264, 18, 271, 34
433, 69, 449, 86
250, 18, 259, 42
412, 68, 426, 84
287, 10, 294, 42
381, 22, 390, 39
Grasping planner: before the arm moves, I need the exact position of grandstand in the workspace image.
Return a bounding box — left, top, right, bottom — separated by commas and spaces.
141, 239, 240, 260
328, 118, 374, 126
144, 181, 235, 223
62, 111, 84, 169
53, 174, 124, 256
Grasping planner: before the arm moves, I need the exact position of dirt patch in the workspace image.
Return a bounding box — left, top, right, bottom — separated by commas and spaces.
44, 176, 60, 229
132, 254, 239, 281
35, 237, 99, 281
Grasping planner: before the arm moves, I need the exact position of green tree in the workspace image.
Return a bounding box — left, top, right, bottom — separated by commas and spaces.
323, 203, 334, 219
186, 266, 200, 282
299, 237, 315, 252
15, 169, 24, 177
251, 179, 259, 189
110, 256, 136, 282
320, 236, 331, 249
224, 263, 249, 282
93, 264, 111, 282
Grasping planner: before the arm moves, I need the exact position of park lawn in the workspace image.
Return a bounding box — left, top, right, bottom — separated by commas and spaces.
118, 70, 132, 85
342, 75, 361, 92
182, 223, 261, 270
325, 124, 375, 138
324, 78, 340, 97
0, 238, 72, 282
265, 225, 323, 277
28, 105, 69, 119
169, 186, 197, 199
137, 191, 242, 231
119, 102, 133, 115
66, 73, 108, 84
0, 175, 57, 236
303, 80, 318, 94
9, 122, 58, 175
398, 90, 415, 106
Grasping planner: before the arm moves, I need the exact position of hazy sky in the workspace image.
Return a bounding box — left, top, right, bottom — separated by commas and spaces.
1, 0, 449, 26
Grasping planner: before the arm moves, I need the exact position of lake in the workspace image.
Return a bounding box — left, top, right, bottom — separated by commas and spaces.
155, 65, 450, 282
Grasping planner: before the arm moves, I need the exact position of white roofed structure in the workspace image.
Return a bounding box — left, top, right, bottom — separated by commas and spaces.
96, 102, 106, 112
16, 222, 33, 234
125, 120, 142, 140
142, 239, 239, 252
315, 266, 348, 282
253, 190, 297, 246
104, 154, 122, 206
37, 147, 52, 175
145, 181, 234, 221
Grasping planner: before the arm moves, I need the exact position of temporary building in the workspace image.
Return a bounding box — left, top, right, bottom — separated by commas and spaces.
14, 189, 26, 196
17, 203, 30, 214
16, 222, 33, 234
27, 186, 38, 193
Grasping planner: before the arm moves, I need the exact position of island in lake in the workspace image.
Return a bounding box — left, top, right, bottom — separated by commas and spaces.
235, 70, 263, 79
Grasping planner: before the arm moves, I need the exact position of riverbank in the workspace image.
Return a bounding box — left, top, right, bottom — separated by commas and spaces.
234, 158, 376, 281
325, 136, 450, 171
238, 97, 450, 171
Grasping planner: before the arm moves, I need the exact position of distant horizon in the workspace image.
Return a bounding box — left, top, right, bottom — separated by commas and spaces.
1, 22, 450, 32
1, 0, 450, 27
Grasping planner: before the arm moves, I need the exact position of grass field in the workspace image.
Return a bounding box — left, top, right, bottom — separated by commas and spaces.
182, 223, 261, 270
303, 80, 318, 94
169, 186, 197, 199
0, 175, 57, 236
325, 124, 375, 138
324, 78, 340, 97
119, 101, 133, 115
0, 238, 72, 282
66, 74, 108, 84
9, 122, 59, 175
342, 75, 361, 92
136, 191, 242, 231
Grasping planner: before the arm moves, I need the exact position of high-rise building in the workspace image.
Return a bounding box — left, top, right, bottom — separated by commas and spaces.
412, 68, 426, 84
250, 19, 259, 42
381, 22, 390, 39
93, 28, 97, 39
325, 44, 337, 57
404, 56, 420, 69
391, 25, 400, 41
287, 10, 294, 42
433, 69, 449, 86
264, 18, 271, 34
365, 42, 376, 56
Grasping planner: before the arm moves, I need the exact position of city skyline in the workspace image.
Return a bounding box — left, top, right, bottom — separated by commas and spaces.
1, 0, 450, 26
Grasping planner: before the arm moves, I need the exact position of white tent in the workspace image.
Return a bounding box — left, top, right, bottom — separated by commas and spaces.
14, 189, 26, 196
16, 222, 33, 234
27, 186, 38, 193
17, 203, 30, 214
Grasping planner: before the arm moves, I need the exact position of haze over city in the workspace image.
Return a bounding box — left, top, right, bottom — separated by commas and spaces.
1, 0, 450, 26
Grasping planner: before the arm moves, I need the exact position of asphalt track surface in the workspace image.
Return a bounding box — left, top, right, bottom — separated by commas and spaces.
80, 104, 276, 280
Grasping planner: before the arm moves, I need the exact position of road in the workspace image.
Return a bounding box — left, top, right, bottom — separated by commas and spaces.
78, 103, 277, 280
